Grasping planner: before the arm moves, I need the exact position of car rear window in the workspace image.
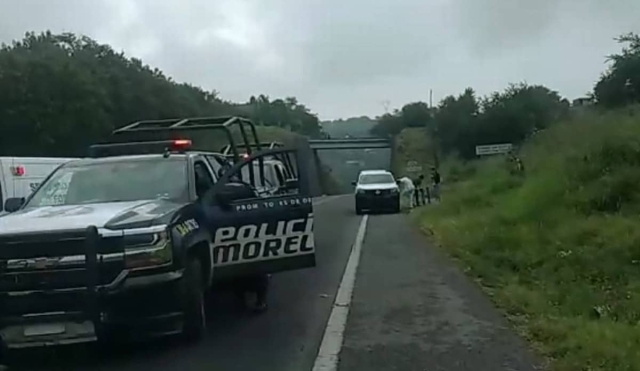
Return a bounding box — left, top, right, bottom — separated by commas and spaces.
359, 173, 394, 185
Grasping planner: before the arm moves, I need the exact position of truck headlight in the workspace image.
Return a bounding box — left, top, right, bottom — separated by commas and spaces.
356, 189, 365, 194
124, 229, 172, 270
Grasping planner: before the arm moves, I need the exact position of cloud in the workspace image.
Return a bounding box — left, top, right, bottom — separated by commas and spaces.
0, 0, 639, 119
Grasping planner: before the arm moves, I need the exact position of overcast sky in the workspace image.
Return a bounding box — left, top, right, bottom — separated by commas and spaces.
1, 0, 639, 120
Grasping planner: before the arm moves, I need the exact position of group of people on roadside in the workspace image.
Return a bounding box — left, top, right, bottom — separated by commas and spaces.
396, 167, 441, 210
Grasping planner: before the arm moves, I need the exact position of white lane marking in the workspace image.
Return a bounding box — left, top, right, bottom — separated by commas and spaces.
312, 214, 369, 371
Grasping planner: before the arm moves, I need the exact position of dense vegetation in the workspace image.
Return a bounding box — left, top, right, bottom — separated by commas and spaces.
320, 116, 378, 139
391, 33, 640, 371
0, 31, 323, 157
421, 107, 640, 371
374, 85, 572, 161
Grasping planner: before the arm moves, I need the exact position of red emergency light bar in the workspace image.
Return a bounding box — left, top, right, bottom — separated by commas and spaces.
89, 138, 194, 158
10, 166, 25, 176
172, 139, 192, 149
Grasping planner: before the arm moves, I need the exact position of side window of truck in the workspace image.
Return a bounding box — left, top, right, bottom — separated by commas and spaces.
193, 161, 215, 198
204, 155, 226, 181
274, 165, 285, 187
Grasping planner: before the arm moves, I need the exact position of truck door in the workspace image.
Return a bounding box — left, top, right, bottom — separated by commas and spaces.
203, 148, 315, 281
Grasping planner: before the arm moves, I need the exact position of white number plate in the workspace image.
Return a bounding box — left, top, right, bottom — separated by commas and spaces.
23, 323, 66, 337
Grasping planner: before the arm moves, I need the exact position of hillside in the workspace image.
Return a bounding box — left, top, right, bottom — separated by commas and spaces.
320, 116, 377, 138
417, 106, 640, 371
0, 32, 322, 157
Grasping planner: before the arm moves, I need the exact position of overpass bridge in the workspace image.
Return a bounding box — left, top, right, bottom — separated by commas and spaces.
305, 138, 393, 195
308, 138, 391, 150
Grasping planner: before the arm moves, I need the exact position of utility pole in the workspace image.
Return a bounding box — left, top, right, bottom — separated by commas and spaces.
429, 89, 439, 169
381, 100, 391, 114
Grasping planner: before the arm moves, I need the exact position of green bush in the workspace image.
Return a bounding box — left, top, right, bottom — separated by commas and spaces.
420, 106, 640, 371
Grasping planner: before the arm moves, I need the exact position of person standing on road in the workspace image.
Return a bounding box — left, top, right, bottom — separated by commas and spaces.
234, 274, 270, 314
431, 167, 441, 201
397, 177, 415, 209
413, 174, 425, 206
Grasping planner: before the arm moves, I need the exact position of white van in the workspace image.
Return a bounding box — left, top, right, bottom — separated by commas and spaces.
0, 157, 78, 214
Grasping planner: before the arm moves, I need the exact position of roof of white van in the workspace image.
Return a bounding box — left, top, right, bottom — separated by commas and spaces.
359, 169, 391, 175
0, 157, 77, 161
63, 154, 189, 167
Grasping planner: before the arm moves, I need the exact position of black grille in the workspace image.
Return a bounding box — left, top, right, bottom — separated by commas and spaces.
364, 189, 391, 196
0, 230, 125, 293
0, 291, 88, 317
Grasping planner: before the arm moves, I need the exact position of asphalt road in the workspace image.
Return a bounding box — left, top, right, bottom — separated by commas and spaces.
338, 213, 544, 371
5, 195, 542, 371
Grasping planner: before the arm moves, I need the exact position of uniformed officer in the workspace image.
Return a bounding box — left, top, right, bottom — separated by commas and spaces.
234, 274, 270, 313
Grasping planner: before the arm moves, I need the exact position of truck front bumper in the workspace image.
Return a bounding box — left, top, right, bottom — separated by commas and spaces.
355, 192, 400, 211
0, 269, 185, 349
0, 226, 188, 350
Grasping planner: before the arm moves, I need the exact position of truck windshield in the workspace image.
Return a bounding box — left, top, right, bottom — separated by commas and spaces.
359, 173, 395, 185
25, 158, 188, 207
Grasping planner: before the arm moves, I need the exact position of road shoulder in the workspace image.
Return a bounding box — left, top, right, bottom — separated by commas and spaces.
338, 213, 544, 371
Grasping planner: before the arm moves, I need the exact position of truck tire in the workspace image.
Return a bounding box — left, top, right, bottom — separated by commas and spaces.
0, 346, 18, 368
355, 200, 363, 215
182, 258, 206, 342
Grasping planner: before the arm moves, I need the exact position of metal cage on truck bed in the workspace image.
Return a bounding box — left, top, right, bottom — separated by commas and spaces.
87, 116, 300, 194
109, 116, 262, 162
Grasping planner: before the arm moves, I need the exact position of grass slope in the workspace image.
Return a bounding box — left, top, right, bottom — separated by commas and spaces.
417, 106, 640, 371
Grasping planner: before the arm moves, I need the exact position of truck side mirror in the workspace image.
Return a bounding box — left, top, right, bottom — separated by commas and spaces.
4, 197, 25, 213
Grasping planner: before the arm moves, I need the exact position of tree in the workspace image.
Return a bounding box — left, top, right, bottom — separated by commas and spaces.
369, 101, 432, 138
400, 102, 432, 128
0, 31, 322, 156
478, 83, 569, 149
369, 83, 569, 160
594, 33, 640, 107
244, 95, 322, 138
432, 88, 480, 158
371, 111, 405, 138
321, 116, 378, 138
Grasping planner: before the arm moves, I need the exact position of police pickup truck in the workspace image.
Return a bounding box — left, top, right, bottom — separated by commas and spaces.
0, 117, 316, 351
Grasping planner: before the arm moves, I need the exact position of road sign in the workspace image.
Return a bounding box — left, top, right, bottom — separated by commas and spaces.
475, 143, 513, 156
406, 160, 422, 172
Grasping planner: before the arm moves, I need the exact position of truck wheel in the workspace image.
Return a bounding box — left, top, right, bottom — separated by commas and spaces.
0, 347, 19, 368
182, 258, 206, 342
